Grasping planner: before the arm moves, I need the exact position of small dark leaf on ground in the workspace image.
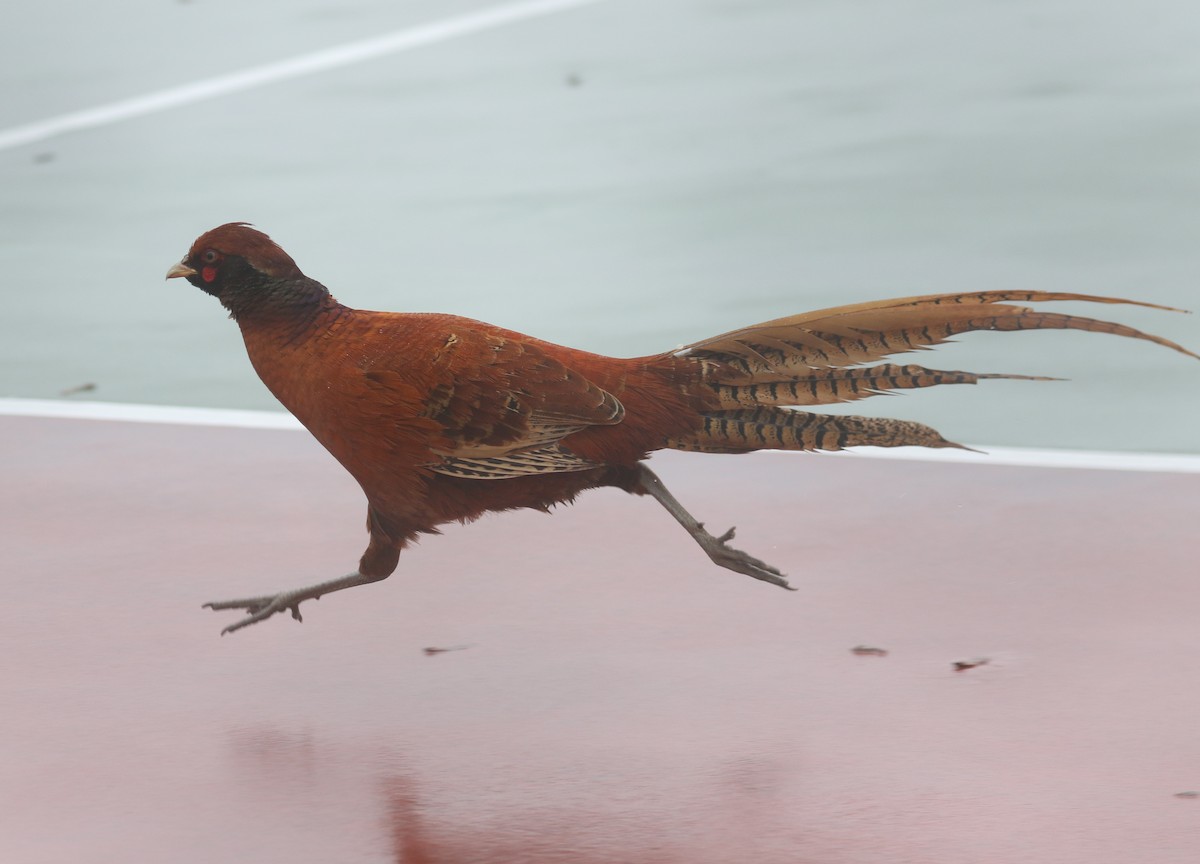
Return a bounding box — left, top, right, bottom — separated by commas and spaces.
952, 657, 990, 672
423, 644, 474, 656
851, 645, 889, 657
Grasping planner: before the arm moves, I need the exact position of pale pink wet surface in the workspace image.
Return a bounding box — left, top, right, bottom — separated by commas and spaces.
3, 415, 1199, 863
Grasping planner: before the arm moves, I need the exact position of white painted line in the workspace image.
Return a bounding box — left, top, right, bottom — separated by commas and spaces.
3, 397, 1200, 473
0, 398, 301, 430
816, 443, 1200, 474
0, 0, 607, 152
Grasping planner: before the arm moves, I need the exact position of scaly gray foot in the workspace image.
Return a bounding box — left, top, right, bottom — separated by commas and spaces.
203, 591, 314, 635
202, 570, 380, 635
694, 524, 795, 590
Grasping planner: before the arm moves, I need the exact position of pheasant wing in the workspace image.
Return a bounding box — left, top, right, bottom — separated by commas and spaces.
406, 333, 624, 477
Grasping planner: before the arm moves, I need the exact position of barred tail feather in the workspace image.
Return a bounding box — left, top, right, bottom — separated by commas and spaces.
658, 291, 1194, 458
677, 291, 1197, 385
709, 363, 1056, 408
665, 408, 969, 454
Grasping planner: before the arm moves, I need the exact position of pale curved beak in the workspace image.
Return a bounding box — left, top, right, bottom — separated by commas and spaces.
166, 262, 197, 280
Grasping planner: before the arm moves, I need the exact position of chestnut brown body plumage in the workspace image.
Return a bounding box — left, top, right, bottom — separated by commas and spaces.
167, 223, 1197, 634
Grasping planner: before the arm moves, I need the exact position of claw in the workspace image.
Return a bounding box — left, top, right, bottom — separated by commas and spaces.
696, 524, 793, 590
204, 592, 312, 635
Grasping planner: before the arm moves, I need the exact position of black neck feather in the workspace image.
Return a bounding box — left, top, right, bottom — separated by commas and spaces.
208, 255, 334, 325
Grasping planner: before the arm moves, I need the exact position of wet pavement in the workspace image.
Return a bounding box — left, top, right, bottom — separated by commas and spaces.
4, 414, 1200, 862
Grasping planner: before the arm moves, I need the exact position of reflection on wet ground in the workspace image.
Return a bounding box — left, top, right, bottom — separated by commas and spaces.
229, 723, 803, 863
4, 416, 1200, 861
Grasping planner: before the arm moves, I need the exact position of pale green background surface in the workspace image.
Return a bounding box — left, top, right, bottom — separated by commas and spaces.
2, 0, 1197, 451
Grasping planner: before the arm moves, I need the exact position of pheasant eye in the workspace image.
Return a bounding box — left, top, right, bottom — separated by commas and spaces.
199, 249, 222, 283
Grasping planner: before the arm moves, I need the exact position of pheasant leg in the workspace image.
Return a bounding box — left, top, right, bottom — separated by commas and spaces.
635, 465, 795, 590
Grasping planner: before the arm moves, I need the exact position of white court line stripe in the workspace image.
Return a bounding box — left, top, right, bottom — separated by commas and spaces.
0, 398, 302, 430
0, 0, 606, 152
816, 444, 1200, 474
4, 397, 1200, 473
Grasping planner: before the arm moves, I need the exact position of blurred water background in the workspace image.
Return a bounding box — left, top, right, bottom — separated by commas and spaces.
2, 0, 1197, 452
